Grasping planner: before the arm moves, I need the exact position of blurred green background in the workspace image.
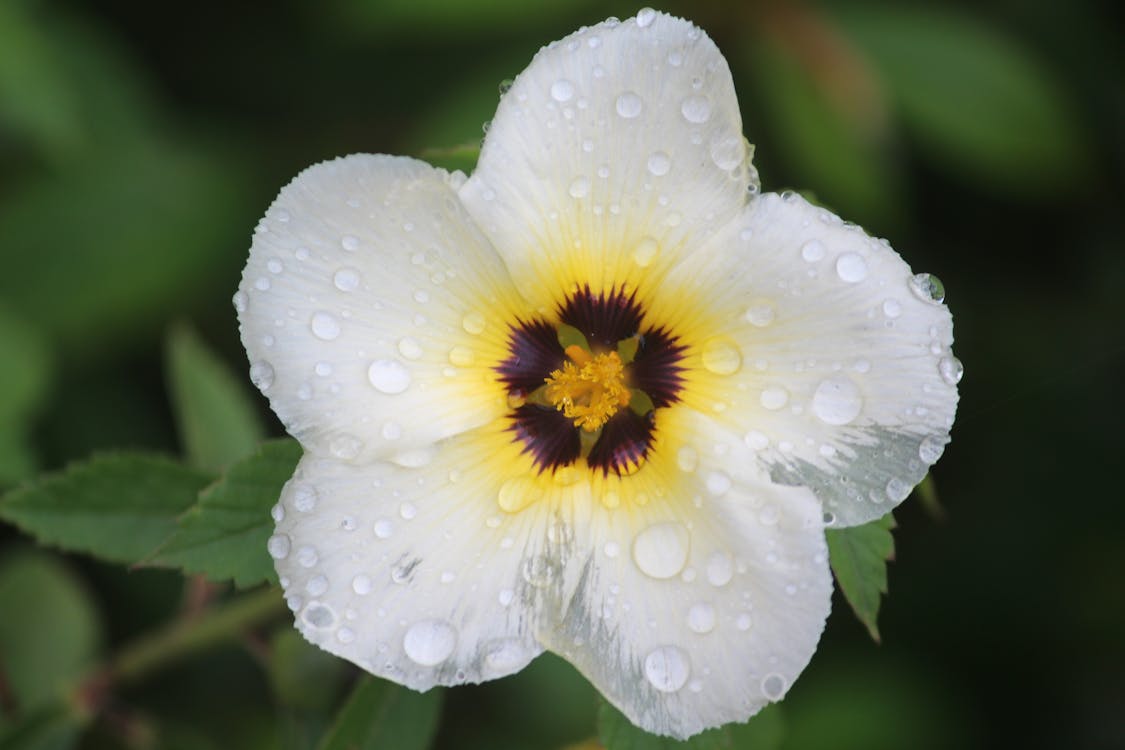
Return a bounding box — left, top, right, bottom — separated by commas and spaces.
1, 0, 1122, 748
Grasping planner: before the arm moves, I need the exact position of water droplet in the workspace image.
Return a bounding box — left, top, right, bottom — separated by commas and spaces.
631, 236, 659, 267
938, 356, 963, 385
801, 240, 826, 262
267, 258, 283, 274
232, 291, 248, 313
267, 534, 290, 559
919, 435, 947, 464
550, 78, 575, 102
333, 267, 361, 292
604, 541, 620, 558
296, 545, 318, 568
636, 7, 656, 27
352, 574, 372, 595
403, 619, 457, 666
270, 503, 284, 522
745, 304, 775, 327
761, 673, 787, 700
646, 151, 671, 176
835, 253, 868, 283
329, 434, 363, 460
676, 446, 698, 472
399, 502, 417, 520
644, 646, 690, 692
811, 377, 863, 425
521, 555, 557, 587
681, 95, 711, 123
462, 312, 486, 335
706, 471, 731, 496
498, 477, 541, 513
568, 176, 590, 198
254, 277, 270, 291
315, 361, 333, 377
483, 638, 527, 675
702, 338, 741, 375
706, 552, 733, 586
303, 604, 336, 629
710, 136, 744, 170
292, 484, 318, 513
368, 360, 412, 394
882, 298, 903, 318
615, 91, 643, 118
760, 386, 789, 410
909, 273, 945, 304
448, 346, 474, 367
396, 337, 423, 360
337, 627, 355, 644
885, 477, 911, 503
341, 235, 359, 251
744, 431, 768, 450
736, 613, 752, 631
311, 312, 341, 340
249, 361, 275, 391
632, 523, 690, 579
687, 603, 716, 634
306, 575, 328, 596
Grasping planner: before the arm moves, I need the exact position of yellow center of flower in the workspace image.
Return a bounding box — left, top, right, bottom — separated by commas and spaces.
544, 345, 632, 431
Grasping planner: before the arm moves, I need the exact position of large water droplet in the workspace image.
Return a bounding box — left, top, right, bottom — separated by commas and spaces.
333, 267, 361, 292
311, 312, 341, 340
403, 619, 457, 666
760, 386, 789, 410
938, 356, 963, 385
636, 7, 657, 27
632, 523, 690, 579
352, 574, 372, 595
687, 603, 716, 634
801, 240, 826, 262
835, 253, 868, 283
303, 603, 336, 629
646, 151, 671, 176
368, 360, 412, 394
702, 338, 741, 375
249, 361, 275, 391
521, 555, 557, 587
885, 477, 911, 503
644, 646, 690, 692
710, 136, 744, 170
550, 78, 575, 102
919, 435, 947, 464
811, 377, 863, 425
615, 92, 642, 118
267, 534, 290, 559
761, 673, 787, 700
910, 273, 945, 304
232, 291, 248, 313
681, 95, 712, 123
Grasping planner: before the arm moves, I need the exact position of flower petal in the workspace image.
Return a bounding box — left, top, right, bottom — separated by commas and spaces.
237, 155, 526, 463
460, 10, 756, 304
538, 409, 832, 738
271, 450, 546, 689
661, 192, 960, 526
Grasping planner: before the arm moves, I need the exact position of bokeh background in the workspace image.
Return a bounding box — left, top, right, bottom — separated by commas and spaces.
1, 0, 1122, 748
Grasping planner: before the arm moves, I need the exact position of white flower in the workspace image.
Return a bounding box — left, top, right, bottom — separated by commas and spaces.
237, 10, 959, 739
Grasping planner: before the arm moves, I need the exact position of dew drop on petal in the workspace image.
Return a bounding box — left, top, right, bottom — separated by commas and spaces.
687, 603, 716, 634
938, 356, 964, 385
403, 619, 457, 666
232, 291, 248, 313
340, 235, 360, 251
368, 360, 412, 394
811, 377, 863, 425
462, 312, 486, 335
745, 304, 775, 327
306, 575, 328, 596
352, 574, 372, 595
296, 545, 318, 568
373, 519, 393, 539
615, 91, 643, 118
910, 273, 946, 304
760, 386, 789, 410
681, 95, 711, 123
919, 435, 947, 464
521, 555, 557, 587
676, 446, 698, 472
710, 136, 744, 170
249, 361, 275, 391
736, 613, 752, 631
311, 312, 341, 340
550, 78, 575, 102
397, 337, 423, 360
267, 534, 290, 559
744, 431, 768, 450
636, 7, 656, 27
303, 604, 336, 629
801, 240, 826, 262
882, 298, 903, 318
702, 338, 741, 375
337, 627, 355, 644
705, 552, 733, 587
568, 176, 590, 198
647, 151, 671, 176
632, 237, 659, 267
498, 477, 541, 513
329, 434, 363, 460
835, 253, 868, 283
292, 484, 318, 513
632, 523, 690, 579
761, 673, 787, 700
886, 477, 911, 503
644, 646, 690, 692
333, 267, 361, 292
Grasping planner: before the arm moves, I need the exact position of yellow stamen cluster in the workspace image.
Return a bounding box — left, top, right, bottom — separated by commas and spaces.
544, 346, 632, 431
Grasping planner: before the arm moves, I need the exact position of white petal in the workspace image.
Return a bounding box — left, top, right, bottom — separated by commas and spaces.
667, 192, 959, 526
272, 450, 546, 689
238, 155, 525, 463
538, 409, 832, 738
460, 11, 755, 303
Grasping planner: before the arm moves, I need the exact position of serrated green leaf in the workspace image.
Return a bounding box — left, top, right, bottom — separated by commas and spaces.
0, 454, 211, 564
165, 323, 264, 472
835, 5, 1088, 192
598, 699, 784, 750
316, 677, 442, 750
0, 551, 102, 712
826, 512, 896, 642
148, 439, 300, 587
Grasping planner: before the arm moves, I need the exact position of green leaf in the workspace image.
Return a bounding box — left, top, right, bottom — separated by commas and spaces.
165, 323, 264, 472
0, 705, 84, 750
0, 307, 51, 485
149, 440, 301, 587
835, 5, 1089, 192
316, 677, 443, 750
0, 454, 211, 564
0, 551, 102, 712
826, 512, 897, 642
598, 700, 784, 750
